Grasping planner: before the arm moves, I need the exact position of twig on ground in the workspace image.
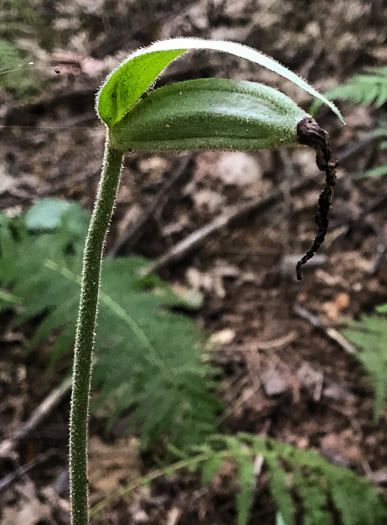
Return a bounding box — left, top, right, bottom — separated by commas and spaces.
368, 236, 386, 276
294, 304, 355, 354
337, 134, 381, 163
143, 176, 319, 275
362, 210, 386, 276
0, 450, 57, 493
142, 138, 385, 277
109, 154, 193, 255
0, 376, 72, 458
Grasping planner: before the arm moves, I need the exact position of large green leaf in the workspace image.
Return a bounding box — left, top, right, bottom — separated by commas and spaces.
97, 37, 343, 128
110, 78, 306, 152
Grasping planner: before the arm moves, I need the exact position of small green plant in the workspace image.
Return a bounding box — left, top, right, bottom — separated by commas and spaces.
311, 67, 387, 178
341, 307, 387, 421
0, 38, 40, 97
24, 38, 341, 524
0, 200, 220, 448
91, 433, 387, 525
312, 66, 387, 420
0, 1, 47, 96
321, 67, 387, 108
3, 201, 387, 524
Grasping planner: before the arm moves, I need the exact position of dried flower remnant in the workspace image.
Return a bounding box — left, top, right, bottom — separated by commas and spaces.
296, 117, 338, 281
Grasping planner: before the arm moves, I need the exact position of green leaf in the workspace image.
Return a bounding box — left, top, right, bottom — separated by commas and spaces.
294, 472, 331, 525
98, 48, 184, 127
326, 67, 387, 108
25, 198, 89, 235
342, 313, 387, 421
357, 165, 387, 179
97, 38, 343, 128
201, 454, 225, 486
235, 453, 256, 525
110, 78, 306, 152
0, 210, 220, 449
267, 455, 295, 525
310, 67, 387, 115
327, 470, 387, 525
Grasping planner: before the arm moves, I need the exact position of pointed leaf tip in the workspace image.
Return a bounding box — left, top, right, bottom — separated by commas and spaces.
97, 38, 344, 128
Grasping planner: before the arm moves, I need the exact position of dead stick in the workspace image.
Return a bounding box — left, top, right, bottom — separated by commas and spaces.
0, 376, 72, 458
0, 450, 56, 493
294, 304, 355, 354
142, 136, 362, 277
143, 175, 318, 275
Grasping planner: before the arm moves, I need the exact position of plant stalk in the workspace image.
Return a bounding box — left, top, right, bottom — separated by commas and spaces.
69, 135, 123, 525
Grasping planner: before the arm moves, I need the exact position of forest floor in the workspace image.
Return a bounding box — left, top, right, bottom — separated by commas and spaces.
1, 0, 387, 524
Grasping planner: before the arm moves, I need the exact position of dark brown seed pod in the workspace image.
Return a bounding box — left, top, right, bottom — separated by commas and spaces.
296, 117, 338, 281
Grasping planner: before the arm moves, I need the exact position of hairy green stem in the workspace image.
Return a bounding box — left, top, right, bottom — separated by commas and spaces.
70, 136, 123, 525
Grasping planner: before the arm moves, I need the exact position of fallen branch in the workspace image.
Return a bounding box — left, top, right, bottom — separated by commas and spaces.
0, 376, 72, 458
294, 304, 355, 354
0, 450, 56, 493
143, 175, 318, 275
142, 138, 384, 277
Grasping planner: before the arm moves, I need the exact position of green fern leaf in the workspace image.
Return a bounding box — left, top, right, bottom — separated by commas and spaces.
167, 433, 387, 525
342, 312, 387, 420
266, 454, 295, 525
235, 457, 256, 525
224, 436, 257, 525
277, 439, 387, 525
327, 469, 387, 525
310, 68, 387, 117
294, 472, 331, 525
358, 165, 387, 178
201, 453, 225, 486
0, 201, 220, 448
325, 67, 387, 108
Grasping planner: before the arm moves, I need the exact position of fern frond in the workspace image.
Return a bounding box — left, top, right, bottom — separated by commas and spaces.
324, 67, 387, 107
266, 453, 295, 525
293, 472, 331, 525
0, 201, 220, 448
341, 312, 387, 421
358, 123, 387, 180
310, 68, 387, 116
157, 433, 387, 525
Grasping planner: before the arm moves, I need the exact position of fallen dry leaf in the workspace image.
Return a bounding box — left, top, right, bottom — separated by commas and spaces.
322, 293, 350, 321
207, 328, 236, 349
